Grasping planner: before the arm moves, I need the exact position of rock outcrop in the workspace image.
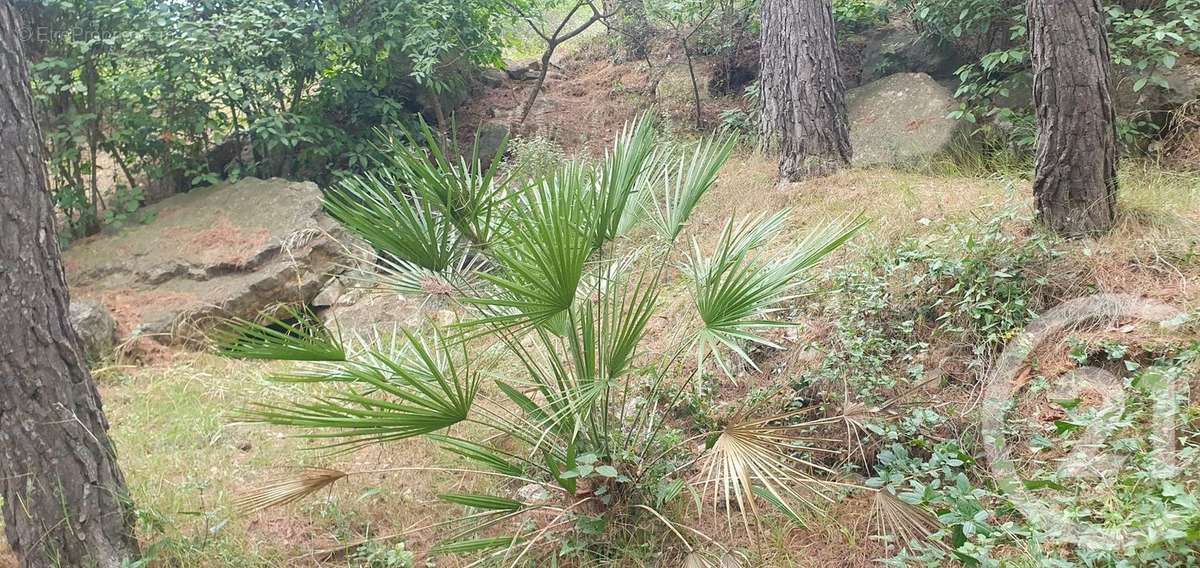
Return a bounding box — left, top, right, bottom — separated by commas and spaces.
65, 177, 352, 344
848, 72, 965, 165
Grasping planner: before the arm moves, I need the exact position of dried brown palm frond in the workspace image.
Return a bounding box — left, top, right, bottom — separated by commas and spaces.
233, 467, 348, 516
683, 551, 743, 568
867, 490, 945, 555
839, 372, 944, 467
695, 414, 844, 533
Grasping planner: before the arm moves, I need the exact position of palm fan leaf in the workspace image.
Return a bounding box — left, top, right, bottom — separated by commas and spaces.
466, 167, 595, 331
213, 306, 346, 361
689, 214, 866, 375
868, 490, 945, 554
695, 414, 842, 533
324, 169, 464, 273
593, 113, 657, 245
375, 118, 514, 246
244, 329, 479, 447
653, 135, 737, 241
234, 468, 347, 515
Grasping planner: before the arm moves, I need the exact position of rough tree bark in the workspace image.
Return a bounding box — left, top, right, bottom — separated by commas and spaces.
1028, 0, 1118, 237
0, 2, 140, 567
759, 0, 850, 181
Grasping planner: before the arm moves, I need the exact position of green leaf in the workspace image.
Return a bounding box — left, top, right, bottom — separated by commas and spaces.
213, 307, 345, 361
243, 330, 478, 447
432, 436, 525, 477
652, 135, 737, 241
438, 493, 523, 511
431, 535, 524, 555
689, 212, 867, 374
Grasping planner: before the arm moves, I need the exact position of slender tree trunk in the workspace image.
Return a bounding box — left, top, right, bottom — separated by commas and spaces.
0, 3, 140, 567
682, 39, 702, 129
759, 0, 851, 181
1028, 0, 1118, 236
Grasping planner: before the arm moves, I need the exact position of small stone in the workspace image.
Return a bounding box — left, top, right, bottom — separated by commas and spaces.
480, 68, 508, 87
516, 483, 550, 504
312, 279, 344, 308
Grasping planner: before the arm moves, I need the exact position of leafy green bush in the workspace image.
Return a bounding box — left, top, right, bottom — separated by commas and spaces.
806, 214, 1055, 401
22, 0, 508, 238
834, 0, 890, 32
799, 213, 1200, 566
910, 0, 1200, 155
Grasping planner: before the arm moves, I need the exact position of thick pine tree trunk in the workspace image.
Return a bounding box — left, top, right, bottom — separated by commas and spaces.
0, 2, 140, 567
759, 0, 850, 181
1029, 0, 1118, 236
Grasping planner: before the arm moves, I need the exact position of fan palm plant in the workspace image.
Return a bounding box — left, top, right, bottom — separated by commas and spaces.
218, 117, 936, 564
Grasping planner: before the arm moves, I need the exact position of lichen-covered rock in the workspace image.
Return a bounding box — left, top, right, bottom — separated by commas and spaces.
65, 177, 352, 344
848, 72, 965, 165
69, 300, 117, 360
477, 121, 510, 169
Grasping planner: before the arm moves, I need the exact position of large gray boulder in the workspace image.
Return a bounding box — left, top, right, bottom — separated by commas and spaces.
69, 300, 117, 360
848, 72, 965, 166
65, 177, 352, 344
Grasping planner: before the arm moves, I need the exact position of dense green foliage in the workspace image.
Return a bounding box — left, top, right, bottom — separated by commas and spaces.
911, 0, 1200, 153
21, 0, 508, 237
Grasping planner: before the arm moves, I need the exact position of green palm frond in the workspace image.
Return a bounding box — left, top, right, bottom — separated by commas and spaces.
376, 118, 514, 246
593, 113, 657, 246
365, 249, 483, 299
439, 493, 524, 511
432, 435, 529, 478
653, 135, 737, 242
689, 214, 866, 375
325, 170, 464, 273
595, 262, 661, 381
213, 306, 346, 361
431, 535, 526, 556
467, 169, 595, 330
245, 330, 479, 446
